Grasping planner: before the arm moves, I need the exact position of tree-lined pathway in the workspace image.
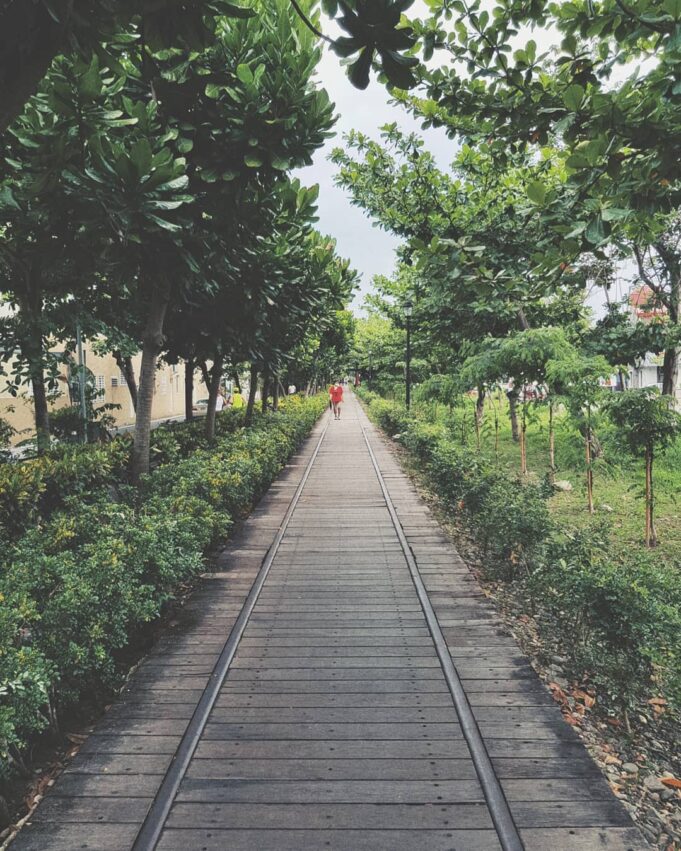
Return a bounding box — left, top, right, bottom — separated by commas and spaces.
11, 394, 644, 851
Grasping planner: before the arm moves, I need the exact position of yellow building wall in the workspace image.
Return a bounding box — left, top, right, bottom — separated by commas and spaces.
0, 344, 209, 444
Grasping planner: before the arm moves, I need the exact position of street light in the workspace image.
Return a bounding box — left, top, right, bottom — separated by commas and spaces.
368, 349, 373, 389
404, 299, 413, 410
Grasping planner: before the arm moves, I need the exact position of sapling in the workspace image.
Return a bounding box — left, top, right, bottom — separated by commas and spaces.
546, 353, 611, 514
606, 388, 681, 547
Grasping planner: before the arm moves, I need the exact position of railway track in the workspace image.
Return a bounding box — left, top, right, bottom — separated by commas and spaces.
11, 394, 644, 851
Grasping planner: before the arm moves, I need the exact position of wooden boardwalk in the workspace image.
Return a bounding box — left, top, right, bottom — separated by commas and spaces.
11, 394, 646, 850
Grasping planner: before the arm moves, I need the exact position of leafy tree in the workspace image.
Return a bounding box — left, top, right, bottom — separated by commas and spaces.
627, 213, 681, 395
0, 0, 418, 135
546, 352, 612, 514
333, 129, 589, 394
0, 54, 130, 451
61, 1, 336, 479
462, 329, 573, 475
606, 388, 681, 547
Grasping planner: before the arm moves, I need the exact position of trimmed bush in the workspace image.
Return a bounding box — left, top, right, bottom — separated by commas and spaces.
0, 394, 326, 779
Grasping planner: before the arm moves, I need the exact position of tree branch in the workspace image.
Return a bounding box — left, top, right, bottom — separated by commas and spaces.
288, 0, 335, 45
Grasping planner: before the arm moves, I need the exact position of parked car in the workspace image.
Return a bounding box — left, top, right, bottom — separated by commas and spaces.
192, 398, 209, 414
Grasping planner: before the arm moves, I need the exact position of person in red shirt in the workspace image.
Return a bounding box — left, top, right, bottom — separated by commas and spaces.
330, 381, 344, 420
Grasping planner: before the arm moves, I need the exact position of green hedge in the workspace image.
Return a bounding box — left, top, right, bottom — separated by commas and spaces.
0, 395, 325, 779
359, 389, 681, 714
0, 408, 249, 543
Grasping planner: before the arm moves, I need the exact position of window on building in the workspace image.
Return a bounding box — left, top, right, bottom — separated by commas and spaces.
657, 366, 665, 385
96, 375, 105, 391
160, 374, 168, 395
118, 371, 127, 386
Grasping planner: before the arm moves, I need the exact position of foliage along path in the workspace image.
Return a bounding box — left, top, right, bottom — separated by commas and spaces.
10, 394, 644, 851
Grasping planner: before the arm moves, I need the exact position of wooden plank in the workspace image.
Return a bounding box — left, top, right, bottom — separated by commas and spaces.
202, 722, 464, 740
157, 828, 502, 851
165, 801, 493, 830
9, 824, 141, 851
186, 757, 479, 781
175, 778, 484, 804
193, 739, 472, 760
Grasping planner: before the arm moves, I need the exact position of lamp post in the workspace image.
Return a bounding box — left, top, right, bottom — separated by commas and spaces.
404, 299, 413, 410
368, 349, 373, 389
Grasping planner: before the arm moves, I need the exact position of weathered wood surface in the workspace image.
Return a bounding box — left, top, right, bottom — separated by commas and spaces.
10, 395, 646, 850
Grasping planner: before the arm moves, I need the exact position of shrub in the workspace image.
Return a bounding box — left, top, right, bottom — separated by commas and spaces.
0, 394, 326, 780
361, 392, 681, 715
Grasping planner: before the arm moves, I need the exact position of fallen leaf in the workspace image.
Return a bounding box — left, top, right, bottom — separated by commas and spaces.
605, 755, 622, 765
648, 697, 667, 706
660, 777, 681, 789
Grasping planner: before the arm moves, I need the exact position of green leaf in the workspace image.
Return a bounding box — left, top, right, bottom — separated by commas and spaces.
601, 207, 628, 222
244, 153, 264, 167
663, 0, 681, 19
130, 139, 153, 177
526, 180, 546, 204
79, 55, 102, 99
271, 154, 290, 171
205, 83, 221, 99
222, 2, 256, 18
585, 215, 606, 245
563, 84, 585, 112
0, 186, 20, 211
236, 64, 254, 85
349, 47, 373, 90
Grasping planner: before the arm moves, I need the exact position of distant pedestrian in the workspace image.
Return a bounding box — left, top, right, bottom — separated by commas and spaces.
232, 389, 245, 409
331, 381, 344, 420
215, 390, 226, 413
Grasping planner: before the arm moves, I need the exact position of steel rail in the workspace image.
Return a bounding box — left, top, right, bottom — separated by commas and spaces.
131, 414, 331, 851
359, 411, 526, 851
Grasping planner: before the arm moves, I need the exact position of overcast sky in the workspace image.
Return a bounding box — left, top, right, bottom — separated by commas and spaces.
294, 41, 452, 310
294, 13, 642, 318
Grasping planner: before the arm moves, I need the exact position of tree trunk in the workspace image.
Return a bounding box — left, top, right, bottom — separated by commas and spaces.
231, 370, 241, 393
185, 359, 194, 421
520, 402, 527, 475
131, 285, 170, 484
474, 388, 484, 453
475, 386, 486, 427
508, 391, 520, 442
204, 356, 223, 441
113, 350, 138, 412
20, 297, 50, 453
31, 360, 50, 454
245, 364, 258, 426
645, 446, 657, 547
261, 364, 270, 413
272, 377, 280, 412
660, 251, 679, 398
199, 360, 210, 393
492, 398, 500, 464
661, 346, 678, 397
585, 408, 594, 514
548, 399, 556, 483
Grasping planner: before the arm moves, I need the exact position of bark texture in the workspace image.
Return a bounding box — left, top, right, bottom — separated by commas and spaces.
185, 359, 194, 421
113, 351, 138, 412
245, 364, 258, 426
131, 285, 170, 483
204, 356, 223, 441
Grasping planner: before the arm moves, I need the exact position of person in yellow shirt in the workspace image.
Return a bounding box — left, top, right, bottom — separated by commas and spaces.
231, 389, 245, 410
